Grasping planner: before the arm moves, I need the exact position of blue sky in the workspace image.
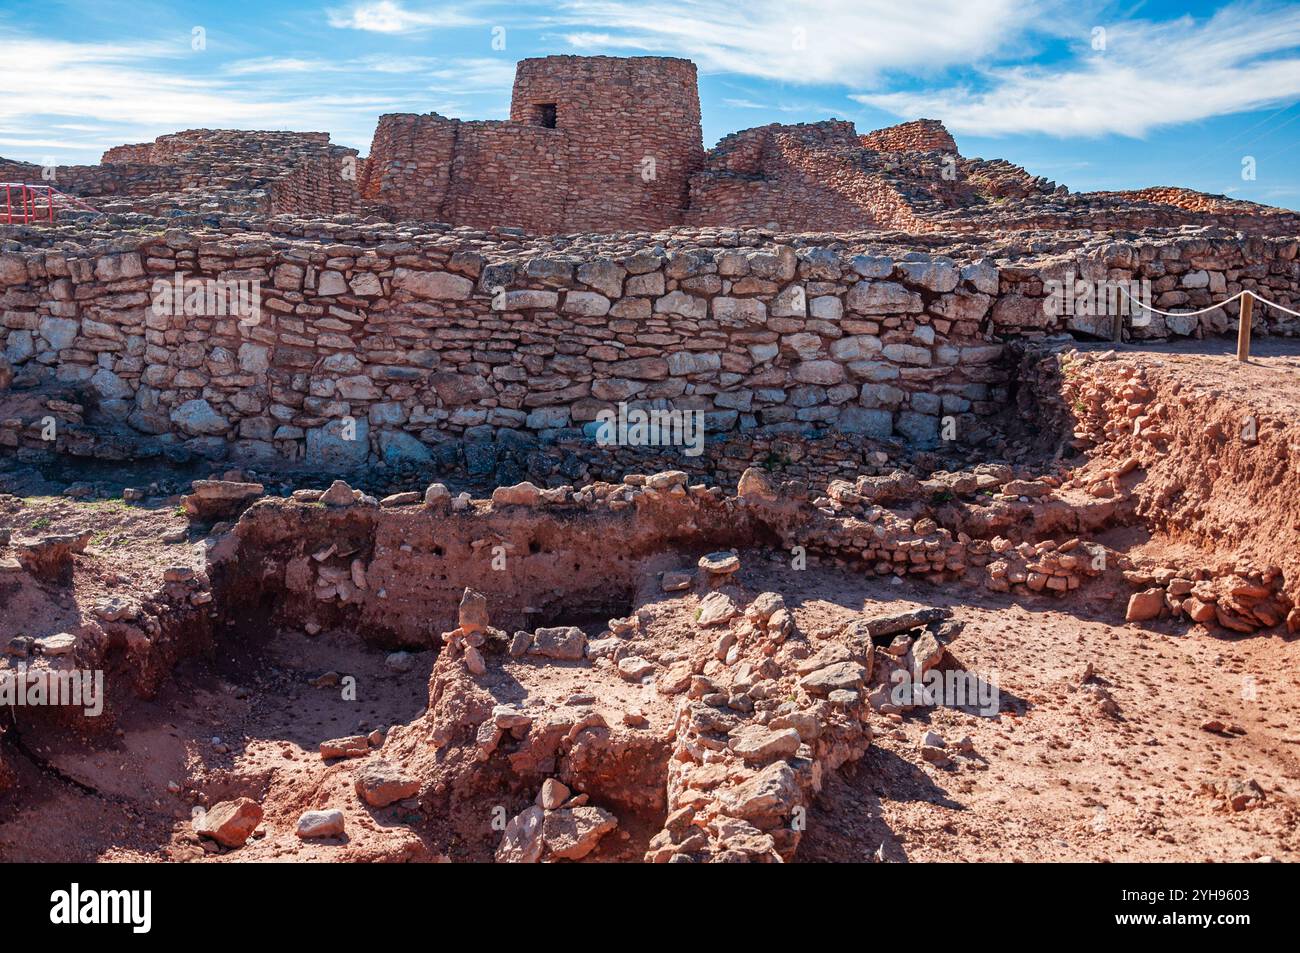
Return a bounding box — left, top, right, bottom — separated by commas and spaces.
2, 0, 1300, 208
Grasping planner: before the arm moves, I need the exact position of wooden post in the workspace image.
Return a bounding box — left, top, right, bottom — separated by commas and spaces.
1237, 292, 1254, 362
1112, 308, 1123, 343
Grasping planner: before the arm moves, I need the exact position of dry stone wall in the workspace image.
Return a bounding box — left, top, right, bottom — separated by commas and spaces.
686, 122, 927, 233
859, 119, 958, 154
1, 231, 1297, 481
1, 129, 362, 217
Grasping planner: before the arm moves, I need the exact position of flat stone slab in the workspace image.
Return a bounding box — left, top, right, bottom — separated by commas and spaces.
319, 735, 370, 760
728, 725, 802, 763
800, 661, 868, 696
35, 633, 77, 656
698, 551, 740, 575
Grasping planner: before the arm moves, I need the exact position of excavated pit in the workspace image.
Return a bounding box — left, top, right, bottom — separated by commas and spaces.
2, 340, 1300, 862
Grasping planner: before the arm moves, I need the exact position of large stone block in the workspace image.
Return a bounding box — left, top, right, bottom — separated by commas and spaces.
393, 268, 474, 300
562, 291, 611, 316
837, 406, 893, 438
170, 398, 230, 437
376, 430, 432, 465
847, 281, 923, 314
306, 417, 370, 467
895, 258, 959, 293
666, 352, 721, 375
990, 294, 1050, 328
895, 410, 940, 447
38, 317, 79, 351
793, 360, 844, 385
655, 291, 707, 319
829, 335, 881, 361
713, 297, 767, 323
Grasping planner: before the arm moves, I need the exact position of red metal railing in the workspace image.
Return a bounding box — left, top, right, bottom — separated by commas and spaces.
1, 183, 98, 224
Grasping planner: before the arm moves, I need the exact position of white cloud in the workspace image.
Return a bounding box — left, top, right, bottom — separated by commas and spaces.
425, 57, 517, 91
556, 0, 1034, 84
326, 1, 481, 34
223, 57, 333, 75
721, 98, 834, 114
221, 54, 446, 76
854, 3, 1300, 136
0, 34, 449, 161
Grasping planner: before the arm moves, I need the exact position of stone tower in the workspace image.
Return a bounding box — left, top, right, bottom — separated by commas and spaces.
508, 56, 704, 232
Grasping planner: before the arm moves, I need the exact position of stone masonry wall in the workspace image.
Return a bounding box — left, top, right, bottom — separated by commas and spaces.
686, 122, 928, 233
508, 56, 704, 233
100, 142, 155, 164
361, 56, 702, 233
0, 233, 1297, 479
0, 158, 182, 200
358, 113, 458, 218
0, 130, 361, 216
860, 119, 958, 154
442, 123, 568, 234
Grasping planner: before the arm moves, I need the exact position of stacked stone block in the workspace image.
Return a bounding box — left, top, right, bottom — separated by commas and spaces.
3, 228, 1296, 474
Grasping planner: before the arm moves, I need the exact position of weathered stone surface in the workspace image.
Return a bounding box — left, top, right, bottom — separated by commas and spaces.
542, 806, 618, 860
306, 418, 369, 468
720, 761, 800, 820
170, 399, 229, 436
35, 633, 77, 656
698, 551, 740, 574
354, 759, 420, 807
496, 805, 545, 863
193, 798, 262, 848
530, 626, 586, 660
729, 725, 802, 762
492, 482, 541, 506
538, 778, 571, 810
1126, 589, 1165, 622
394, 268, 473, 299
847, 281, 923, 314
697, 591, 739, 627
617, 656, 656, 681
319, 479, 355, 506
459, 587, 489, 632
296, 809, 345, 838
800, 661, 867, 696
319, 735, 370, 759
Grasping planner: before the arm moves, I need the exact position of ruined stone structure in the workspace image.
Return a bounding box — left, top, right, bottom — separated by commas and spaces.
0, 129, 362, 218
360, 56, 704, 233
6, 54, 1298, 237
859, 118, 959, 154
1, 54, 1298, 481
3, 54, 1300, 869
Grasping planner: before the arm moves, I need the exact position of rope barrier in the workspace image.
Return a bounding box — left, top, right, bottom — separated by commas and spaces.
1117, 286, 1300, 319
1117, 286, 1247, 317
1253, 295, 1300, 319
